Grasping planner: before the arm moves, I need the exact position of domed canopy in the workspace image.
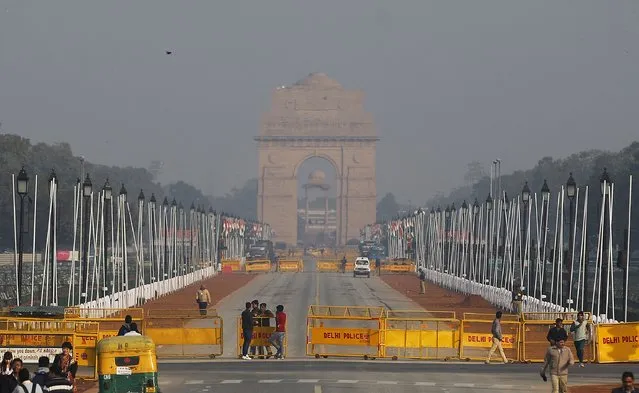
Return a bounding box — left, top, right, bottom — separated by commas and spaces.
294, 73, 342, 89
308, 170, 326, 185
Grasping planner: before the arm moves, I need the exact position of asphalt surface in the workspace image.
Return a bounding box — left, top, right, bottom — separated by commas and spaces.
206, 257, 420, 358
154, 360, 631, 393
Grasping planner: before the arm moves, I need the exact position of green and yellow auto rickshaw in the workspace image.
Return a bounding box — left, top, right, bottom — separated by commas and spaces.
97, 335, 159, 393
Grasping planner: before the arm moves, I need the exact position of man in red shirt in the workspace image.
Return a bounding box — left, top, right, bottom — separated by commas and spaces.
269, 304, 286, 359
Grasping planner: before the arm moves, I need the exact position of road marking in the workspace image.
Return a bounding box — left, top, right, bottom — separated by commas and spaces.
337, 380, 359, 384
454, 383, 475, 387
415, 382, 436, 386
314, 385, 322, 393
259, 380, 282, 383
376, 381, 398, 385
185, 380, 203, 384
298, 379, 320, 383
221, 380, 242, 384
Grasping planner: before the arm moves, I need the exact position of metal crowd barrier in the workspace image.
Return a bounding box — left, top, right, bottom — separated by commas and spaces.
221, 259, 242, 272
306, 305, 384, 359
316, 260, 341, 272
245, 260, 272, 273
278, 259, 303, 272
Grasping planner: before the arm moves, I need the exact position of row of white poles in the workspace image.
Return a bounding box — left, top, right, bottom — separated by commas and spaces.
8, 171, 272, 308
372, 174, 634, 323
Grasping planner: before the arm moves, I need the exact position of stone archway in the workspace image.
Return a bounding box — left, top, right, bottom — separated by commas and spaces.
256, 73, 378, 246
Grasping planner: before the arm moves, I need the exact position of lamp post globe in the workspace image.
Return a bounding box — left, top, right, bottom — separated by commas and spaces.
149, 193, 156, 208
486, 194, 493, 211
503, 192, 509, 211
473, 199, 480, 215
48, 168, 57, 186
138, 189, 145, 203
461, 200, 468, 213
82, 174, 92, 198
451, 203, 456, 214
600, 167, 611, 196
119, 184, 127, 201
162, 197, 169, 208
103, 179, 112, 201
17, 167, 29, 196
541, 180, 550, 202
522, 181, 531, 204
445, 205, 451, 219
566, 173, 577, 199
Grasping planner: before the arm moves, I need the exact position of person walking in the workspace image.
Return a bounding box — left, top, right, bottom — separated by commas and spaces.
418, 267, 426, 294
195, 285, 211, 316
269, 305, 287, 359
240, 302, 254, 360
611, 371, 636, 393
485, 311, 508, 364
569, 311, 591, 367
540, 338, 574, 393
547, 318, 568, 347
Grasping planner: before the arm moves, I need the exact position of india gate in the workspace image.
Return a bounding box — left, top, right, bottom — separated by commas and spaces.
256, 73, 378, 246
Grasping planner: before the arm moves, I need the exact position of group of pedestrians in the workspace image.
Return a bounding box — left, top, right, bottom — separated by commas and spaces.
0, 344, 77, 393
240, 300, 286, 360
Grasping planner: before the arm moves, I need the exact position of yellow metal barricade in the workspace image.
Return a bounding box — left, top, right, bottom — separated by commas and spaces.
245, 260, 271, 273
316, 260, 341, 272
521, 312, 595, 363
64, 308, 144, 341
381, 310, 460, 360
596, 322, 639, 363
460, 314, 520, 362
221, 259, 242, 272
143, 311, 223, 359
236, 316, 287, 358
278, 259, 303, 272
306, 305, 384, 359
380, 263, 416, 273
0, 318, 100, 380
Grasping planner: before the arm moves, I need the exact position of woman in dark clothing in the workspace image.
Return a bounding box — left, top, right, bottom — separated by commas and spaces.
1, 352, 12, 375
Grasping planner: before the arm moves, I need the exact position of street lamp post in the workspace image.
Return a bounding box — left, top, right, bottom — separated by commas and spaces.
565, 173, 577, 307
171, 199, 177, 278
163, 197, 169, 280
102, 179, 112, 296
461, 200, 469, 278
81, 174, 92, 301
138, 189, 145, 285
16, 167, 29, 305
473, 199, 480, 282
190, 203, 195, 268
119, 184, 127, 291
501, 192, 509, 287
486, 194, 493, 285
599, 168, 612, 317
149, 194, 157, 282
48, 169, 57, 304
521, 182, 531, 289
540, 180, 550, 299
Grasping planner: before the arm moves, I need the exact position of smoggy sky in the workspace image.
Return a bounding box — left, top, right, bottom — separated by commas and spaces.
1, 1, 637, 203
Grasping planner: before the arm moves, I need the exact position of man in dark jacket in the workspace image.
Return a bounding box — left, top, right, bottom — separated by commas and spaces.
117, 315, 133, 336
43, 364, 74, 392
240, 302, 254, 360
612, 371, 636, 393
547, 318, 568, 346
259, 303, 275, 358
31, 356, 50, 388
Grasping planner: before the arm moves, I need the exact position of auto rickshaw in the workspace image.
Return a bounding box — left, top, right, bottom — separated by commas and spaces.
97, 335, 160, 393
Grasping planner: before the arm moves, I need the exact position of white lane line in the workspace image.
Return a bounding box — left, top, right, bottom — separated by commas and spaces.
298, 379, 320, 383
314, 385, 322, 393
415, 382, 436, 386
259, 380, 282, 383
185, 380, 203, 384
337, 380, 359, 384
453, 383, 475, 387
376, 381, 398, 385
221, 380, 242, 384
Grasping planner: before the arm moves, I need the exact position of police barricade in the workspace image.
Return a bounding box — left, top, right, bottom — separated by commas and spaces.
316, 260, 341, 272
596, 322, 639, 363
64, 307, 144, 341
306, 305, 384, 359
460, 313, 520, 362
236, 316, 287, 359
278, 259, 303, 272
380, 263, 416, 273
381, 310, 461, 360
0, 318, 100, 380
521, 312, 595, 363
144, 309, 223, 358
245, 260, 272, 273
221, 259, 242, 272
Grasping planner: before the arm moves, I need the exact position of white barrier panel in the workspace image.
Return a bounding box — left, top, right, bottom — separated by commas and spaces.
76, 266, 217, 313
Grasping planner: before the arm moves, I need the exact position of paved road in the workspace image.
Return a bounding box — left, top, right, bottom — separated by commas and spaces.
155, 360, 629, 393
211, 257, 420, 358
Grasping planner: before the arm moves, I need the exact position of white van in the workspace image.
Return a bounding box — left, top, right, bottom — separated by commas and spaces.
353, 257, 371, 278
